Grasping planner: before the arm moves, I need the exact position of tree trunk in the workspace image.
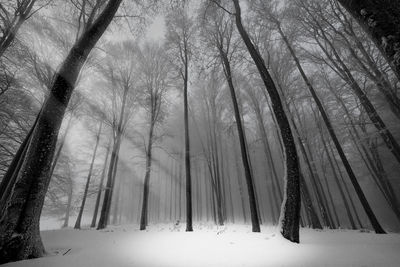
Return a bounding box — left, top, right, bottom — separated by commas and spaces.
139, 119, 155, 230
0, 1, 122, 263
219, 47, 260, 232
62, 184, 73, 228
97, 83, 128, 230
183, 63, 193, 231
91, 142, 110, 228
75, 122, 102, 229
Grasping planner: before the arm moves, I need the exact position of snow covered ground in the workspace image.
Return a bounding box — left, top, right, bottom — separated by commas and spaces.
3, 224, 400, 267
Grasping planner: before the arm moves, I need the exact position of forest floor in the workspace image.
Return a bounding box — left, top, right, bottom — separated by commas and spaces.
2, 223, 400, 267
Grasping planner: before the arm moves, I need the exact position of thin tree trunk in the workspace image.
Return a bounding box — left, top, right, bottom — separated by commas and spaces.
219, 49, 260, 232
75, 122, 102, 229
300, 174, 323, 229
62, 184, 73, 228
139, 120, 155, 230
91, 142, 110, 228
183, 61, 193, 231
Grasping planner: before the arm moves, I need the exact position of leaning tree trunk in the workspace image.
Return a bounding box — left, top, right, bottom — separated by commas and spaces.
276, 23, 385, 233
0, 0, 122, 263
232, 0, 300, 242
336, 0, 400, 80
219, 49, 261, 232
75, 122, 102, 229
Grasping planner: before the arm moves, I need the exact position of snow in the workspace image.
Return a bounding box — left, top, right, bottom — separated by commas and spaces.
3, 224, 400, 267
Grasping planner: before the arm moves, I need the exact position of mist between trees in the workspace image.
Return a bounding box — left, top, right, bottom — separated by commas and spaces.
0, 0, 399, 264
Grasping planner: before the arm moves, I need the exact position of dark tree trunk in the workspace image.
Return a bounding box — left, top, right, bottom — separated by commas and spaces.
75, 122, 102, 229
97, 139, 119, 229
336, 0, 400, 80
232, 0, 300, 241
139, 119, 155, 230
0, 0, 122, 263
233, 143, 247, 223
97, 83, 128, 230
91, 143, 110, 228
183, 63, 193, 232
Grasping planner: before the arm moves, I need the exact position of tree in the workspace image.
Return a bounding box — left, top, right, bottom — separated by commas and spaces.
97, 41, 138, 230
0, 0, 122, 263
165, 4, 195, 232
230, 0, 301, 242
91, 142, 111, 228
265, 6, 385, 233
201, 4, 261, 232
0, 0, 52, 57
138, 43, 170, 230
74, 121, 102, 229
336, 0, 400, 80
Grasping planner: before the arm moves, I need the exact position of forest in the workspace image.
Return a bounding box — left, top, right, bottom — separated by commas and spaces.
0, 0, 399, 266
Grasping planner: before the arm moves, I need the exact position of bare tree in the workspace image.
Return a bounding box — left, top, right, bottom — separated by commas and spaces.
165, 4, 195, 232
0, 0, 122, 263
336, 0, 400, 79
138, 43, 170, 230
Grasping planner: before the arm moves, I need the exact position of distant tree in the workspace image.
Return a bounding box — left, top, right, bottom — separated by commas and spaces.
138, 43, 170, 230
200, 4, 261, 232
165, 4, 195, 232
97, 41, 138, 230
75, 121, 102, 229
